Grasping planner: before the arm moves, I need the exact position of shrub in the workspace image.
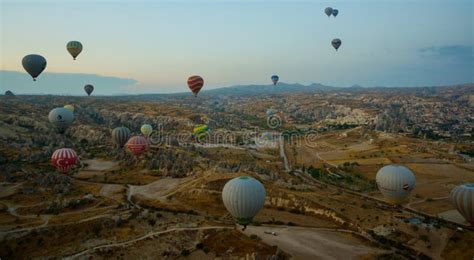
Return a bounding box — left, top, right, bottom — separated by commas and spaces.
180, 249, 190, 256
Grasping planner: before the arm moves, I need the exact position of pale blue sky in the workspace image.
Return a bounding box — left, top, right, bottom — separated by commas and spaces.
1, 0, 473, 94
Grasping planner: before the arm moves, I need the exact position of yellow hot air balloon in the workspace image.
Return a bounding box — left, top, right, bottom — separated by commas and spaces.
64, 104, 74, 113
66, 41, 83, 60
141, 124, 153, 137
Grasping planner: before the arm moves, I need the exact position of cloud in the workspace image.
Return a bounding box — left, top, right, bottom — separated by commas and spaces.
0, 70, 138, 95
418, 45, 473, 64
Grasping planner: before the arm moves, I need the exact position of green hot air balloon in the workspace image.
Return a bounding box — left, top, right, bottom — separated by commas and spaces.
141, 124, 153, 138
222, 176, 266, 230
112, 127, 131, 148
48, 107, 74, 133
22, 54, 47, 81
67, 41, 83, 60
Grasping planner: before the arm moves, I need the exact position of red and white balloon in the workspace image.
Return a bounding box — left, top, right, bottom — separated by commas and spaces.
126, 136, 149, 156
51, 148, 78, 173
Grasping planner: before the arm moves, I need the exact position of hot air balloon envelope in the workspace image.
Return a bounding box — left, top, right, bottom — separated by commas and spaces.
141, 124, 153, 137
325, 7, 333, 17
84, 84, 94, 96
450, 184, 474, 226
51, 148, 78, 173
22, 54, 47, 81
222, 176, 266, 226
376, 165, 416, 205
126, 136, 149, 156
187, 75, 204, 97
112, 127, 131, 148
48, 107, 74, 132
332, 38, 342, 51
67, 41, 83, 60
271, 75, 279, 85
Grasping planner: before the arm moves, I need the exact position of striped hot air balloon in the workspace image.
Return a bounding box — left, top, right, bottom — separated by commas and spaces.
222, 176, 266, 229
51, 148, 78, 173
450, 184, 474, 226
376, 165, 416, 205
126, 136, 149, 156
187, 75, 204, 97
112, 127, 131, 148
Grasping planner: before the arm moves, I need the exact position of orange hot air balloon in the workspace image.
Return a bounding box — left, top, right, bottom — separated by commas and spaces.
51, 148, 78, 173
187, 75, 204, 97
126, 136, 149, 156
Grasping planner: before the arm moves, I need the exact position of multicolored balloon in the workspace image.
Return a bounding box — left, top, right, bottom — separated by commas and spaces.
187, 75, 204, 97
67, 41, 83, 60
126, 136, 149, 156
193, 124, 209, 143
51, 148, 78, 173
332, 38, 342, 51
325, 7, 333, 17
84, 84, 94, 96
141, 124, 153, 137
271, 75, 279, 85
376, 165, 416, 205
112, 127, 131, 148
222, 176, 266, 229
22, 54, 47, 81
450, 184, 474, 226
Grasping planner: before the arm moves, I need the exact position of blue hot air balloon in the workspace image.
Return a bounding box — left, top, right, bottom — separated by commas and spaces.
271, 75, 279, 85
332, 9, 339, 17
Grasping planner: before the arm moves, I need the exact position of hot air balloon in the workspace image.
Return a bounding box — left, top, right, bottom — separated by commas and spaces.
271, 75, 279, 85
22, 54, 47, 81
66, 41, 83, 60
48, 107, 74, 132
187, 75, 204, 97
325, 7, 333, 17
84, 84, 94, 96
193, 124, 209, 143
64, 104, 74, 113
5, 91, 15, 97
51, 148, 78, 173
112, 127, 131, 148
450, 184, 474, 226
222, 176, 266, 230
141, 124, 153, 138
376, 165, 416, 205
126, 136, 149, 156
332, 38, 342, 51
332, 9, 339, 17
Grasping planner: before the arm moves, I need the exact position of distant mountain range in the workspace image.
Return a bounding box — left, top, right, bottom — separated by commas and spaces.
195, 82, 338, 96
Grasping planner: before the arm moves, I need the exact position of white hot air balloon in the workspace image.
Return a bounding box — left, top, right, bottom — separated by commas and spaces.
450, 184, 474, 226
48, 107, 74, 133
222, 176, 266, 230
376, 165, 416, 205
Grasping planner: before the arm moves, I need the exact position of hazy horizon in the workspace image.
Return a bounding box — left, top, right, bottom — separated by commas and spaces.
1, 0, 473, 95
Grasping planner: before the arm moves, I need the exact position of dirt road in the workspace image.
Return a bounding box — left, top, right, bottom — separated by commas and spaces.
242, 226, 385, 259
